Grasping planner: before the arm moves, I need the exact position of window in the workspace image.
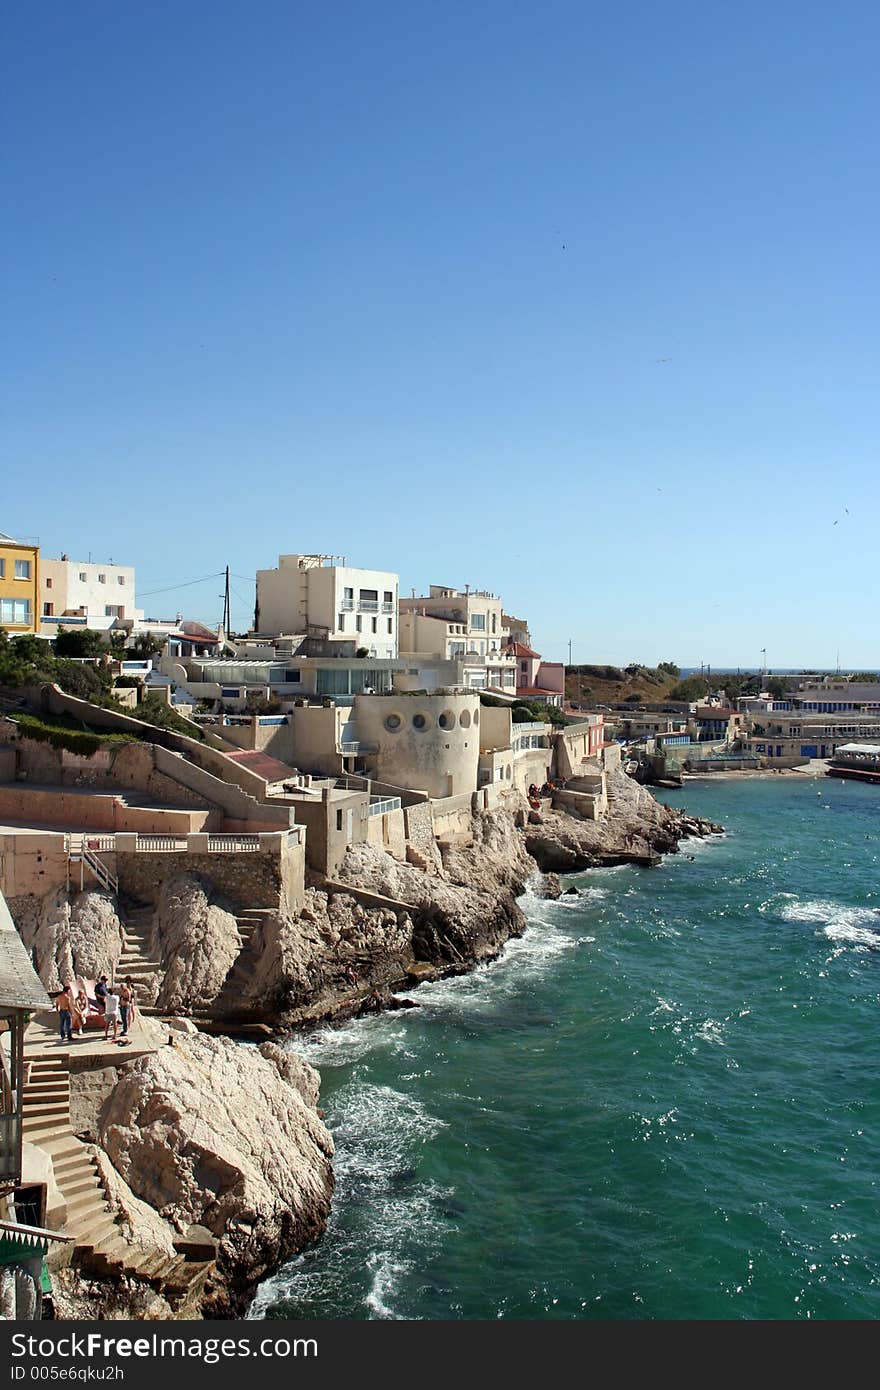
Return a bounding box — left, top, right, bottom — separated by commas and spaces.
371, 617, 377, 633
384, 591, 393, 603
0, 598, 31, 624
344, 587, 354, 601
79, 571, 87, 582
285, 669, 301, 683
45, 576, 52, 589
0, 560, 4, 578
14, 559, 31, 579
338, 613, 345, 631
105, 605, 122, 617
43, 602, 54, 616
98, 573, 106, 583
360, 589, 378, 601
118, 575, 125, 586
356, 615, 362, 633
388, 618, 393, 634
471, 613, 486, 631
336, 811, 343, 831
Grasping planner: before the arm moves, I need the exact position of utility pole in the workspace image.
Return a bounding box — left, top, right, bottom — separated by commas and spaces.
568, 638, 572, 668
222, 566, 230, 636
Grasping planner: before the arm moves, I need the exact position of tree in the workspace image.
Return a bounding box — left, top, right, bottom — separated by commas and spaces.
658, 661, 680, 678
54, 627, 107, 658
130, 632, 164, 659
668, 676, 711, 702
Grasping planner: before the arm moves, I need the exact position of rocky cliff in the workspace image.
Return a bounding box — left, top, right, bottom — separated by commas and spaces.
10, 887, 124, 990
93, 1031, 334, 1315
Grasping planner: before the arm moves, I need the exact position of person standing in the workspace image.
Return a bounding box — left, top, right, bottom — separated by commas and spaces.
103, 986, 121, 1042
119, 979, 135, 1037
55, 986, 73, 1043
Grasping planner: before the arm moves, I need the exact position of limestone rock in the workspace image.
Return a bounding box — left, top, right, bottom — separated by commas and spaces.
97, 1032, 334, 1311
68, 891, 125, 981
90, 1146, 178, 1258
153, 874, 241, 1013
9, 888, 122, 990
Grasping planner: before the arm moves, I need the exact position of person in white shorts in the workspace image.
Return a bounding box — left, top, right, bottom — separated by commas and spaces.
104, 987, 121, 1041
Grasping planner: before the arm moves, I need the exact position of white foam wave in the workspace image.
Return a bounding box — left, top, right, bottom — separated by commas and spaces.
777, 898, 880, 950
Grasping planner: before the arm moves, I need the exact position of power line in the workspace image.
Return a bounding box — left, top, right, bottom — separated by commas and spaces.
138, 571, 225, 598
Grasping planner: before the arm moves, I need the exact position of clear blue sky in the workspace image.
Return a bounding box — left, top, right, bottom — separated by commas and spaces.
4, 2, 878, 669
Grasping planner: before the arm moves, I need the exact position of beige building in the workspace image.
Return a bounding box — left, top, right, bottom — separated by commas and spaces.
399, 585, 518, 693
39, 557, 141, 635
353, 692, 481, 798
255, 554, 399, 658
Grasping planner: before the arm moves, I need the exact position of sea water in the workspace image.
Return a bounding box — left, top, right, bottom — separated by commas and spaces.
250, 777, 880, 1320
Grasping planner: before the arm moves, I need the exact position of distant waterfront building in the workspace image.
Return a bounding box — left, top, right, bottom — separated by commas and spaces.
0, 534, 39, 635
255, 554, 399, 659
39, 557, 141, 636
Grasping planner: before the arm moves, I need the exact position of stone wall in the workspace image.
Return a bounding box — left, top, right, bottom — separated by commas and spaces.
116, 839, 304, 913
68, 1060, 123, 1136
0, 832, 69, 897
365, 805, 407, 861
512, 748, 553, 795
0, 785, 215, 835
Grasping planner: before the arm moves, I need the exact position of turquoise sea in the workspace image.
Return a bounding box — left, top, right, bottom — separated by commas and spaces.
251, 778, 880, 1320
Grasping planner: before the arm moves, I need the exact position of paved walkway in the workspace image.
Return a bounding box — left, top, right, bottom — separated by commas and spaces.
25, 1007, 167, 1063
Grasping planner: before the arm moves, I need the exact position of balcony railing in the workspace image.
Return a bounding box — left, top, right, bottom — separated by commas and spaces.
358, 600, 379, 613
368, 797, 402, 816
340, 741, 378, 755
340, 599, 354, 611
381, 602, 394, 614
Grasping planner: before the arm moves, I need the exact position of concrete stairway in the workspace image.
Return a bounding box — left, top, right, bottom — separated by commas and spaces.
406, 845, 432, 872
23, 1053, 214, 1304
119, 905, 163, 1010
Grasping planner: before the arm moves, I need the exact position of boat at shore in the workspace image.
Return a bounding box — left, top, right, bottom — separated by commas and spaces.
826, 743, 880, 783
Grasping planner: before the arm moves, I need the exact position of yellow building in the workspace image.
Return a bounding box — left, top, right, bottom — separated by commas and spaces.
0, 532, 39, 634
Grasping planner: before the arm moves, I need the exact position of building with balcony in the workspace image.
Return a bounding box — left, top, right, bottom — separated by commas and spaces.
255, 554, 399, 659
38, 557, 142, 636
0, 534, 39, 635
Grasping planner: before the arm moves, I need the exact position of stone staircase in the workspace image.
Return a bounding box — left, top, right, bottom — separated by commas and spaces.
119, 905, 164, 1010
203, 908, 274, 1018
406, 845, 432, 872
22, 1051, 214, 1305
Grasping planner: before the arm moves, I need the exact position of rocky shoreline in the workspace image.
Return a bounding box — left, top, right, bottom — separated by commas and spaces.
26, 766, 721, 1319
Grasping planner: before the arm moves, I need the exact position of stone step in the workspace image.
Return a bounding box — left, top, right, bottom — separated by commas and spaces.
23, 1085, 68, 1101
65, 1189, 107, 1220
22, 1102, 70, 1120
53, 1152, 94, 1176
30, 1134, 82, 1158
72, 1217, 121, 1252
58, 1175, 99, 1200
22, 1116, 69, 1137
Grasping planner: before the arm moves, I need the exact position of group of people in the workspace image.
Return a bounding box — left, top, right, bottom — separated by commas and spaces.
54, 975, 137, 1044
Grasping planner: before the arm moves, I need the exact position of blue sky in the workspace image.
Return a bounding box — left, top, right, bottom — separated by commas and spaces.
3, 2, 878, 668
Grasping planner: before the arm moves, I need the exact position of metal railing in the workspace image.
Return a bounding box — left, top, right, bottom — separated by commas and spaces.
358, 600, 379, 613
206, 835, 260, 852
368, 797, 402, 817
135, 835, 188, 852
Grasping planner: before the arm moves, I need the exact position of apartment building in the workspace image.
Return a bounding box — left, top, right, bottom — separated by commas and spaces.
0, 533, 39, 634
39, 557, 140, 634
255, 554, 399, 659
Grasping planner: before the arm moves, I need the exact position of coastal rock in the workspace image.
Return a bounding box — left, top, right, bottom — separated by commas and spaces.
90, 1146, 178, 1259
97, 1031, 334, 1314
68, 891, 125, 981
153, 874, 241, 1013
8, 888, 122, 990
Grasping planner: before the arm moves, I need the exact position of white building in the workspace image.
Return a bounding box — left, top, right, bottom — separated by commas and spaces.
399, 586, 516, 692
39, 557, 141, 635
255, 554, 399, 659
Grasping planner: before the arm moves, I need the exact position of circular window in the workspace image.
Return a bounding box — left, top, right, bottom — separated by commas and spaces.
384, 713, 402, 732
460, 710, 471, 729
505, 765, 512, 780
439, 710, 455, 731
412, 712, 431, 731
473, 708, 480, 726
